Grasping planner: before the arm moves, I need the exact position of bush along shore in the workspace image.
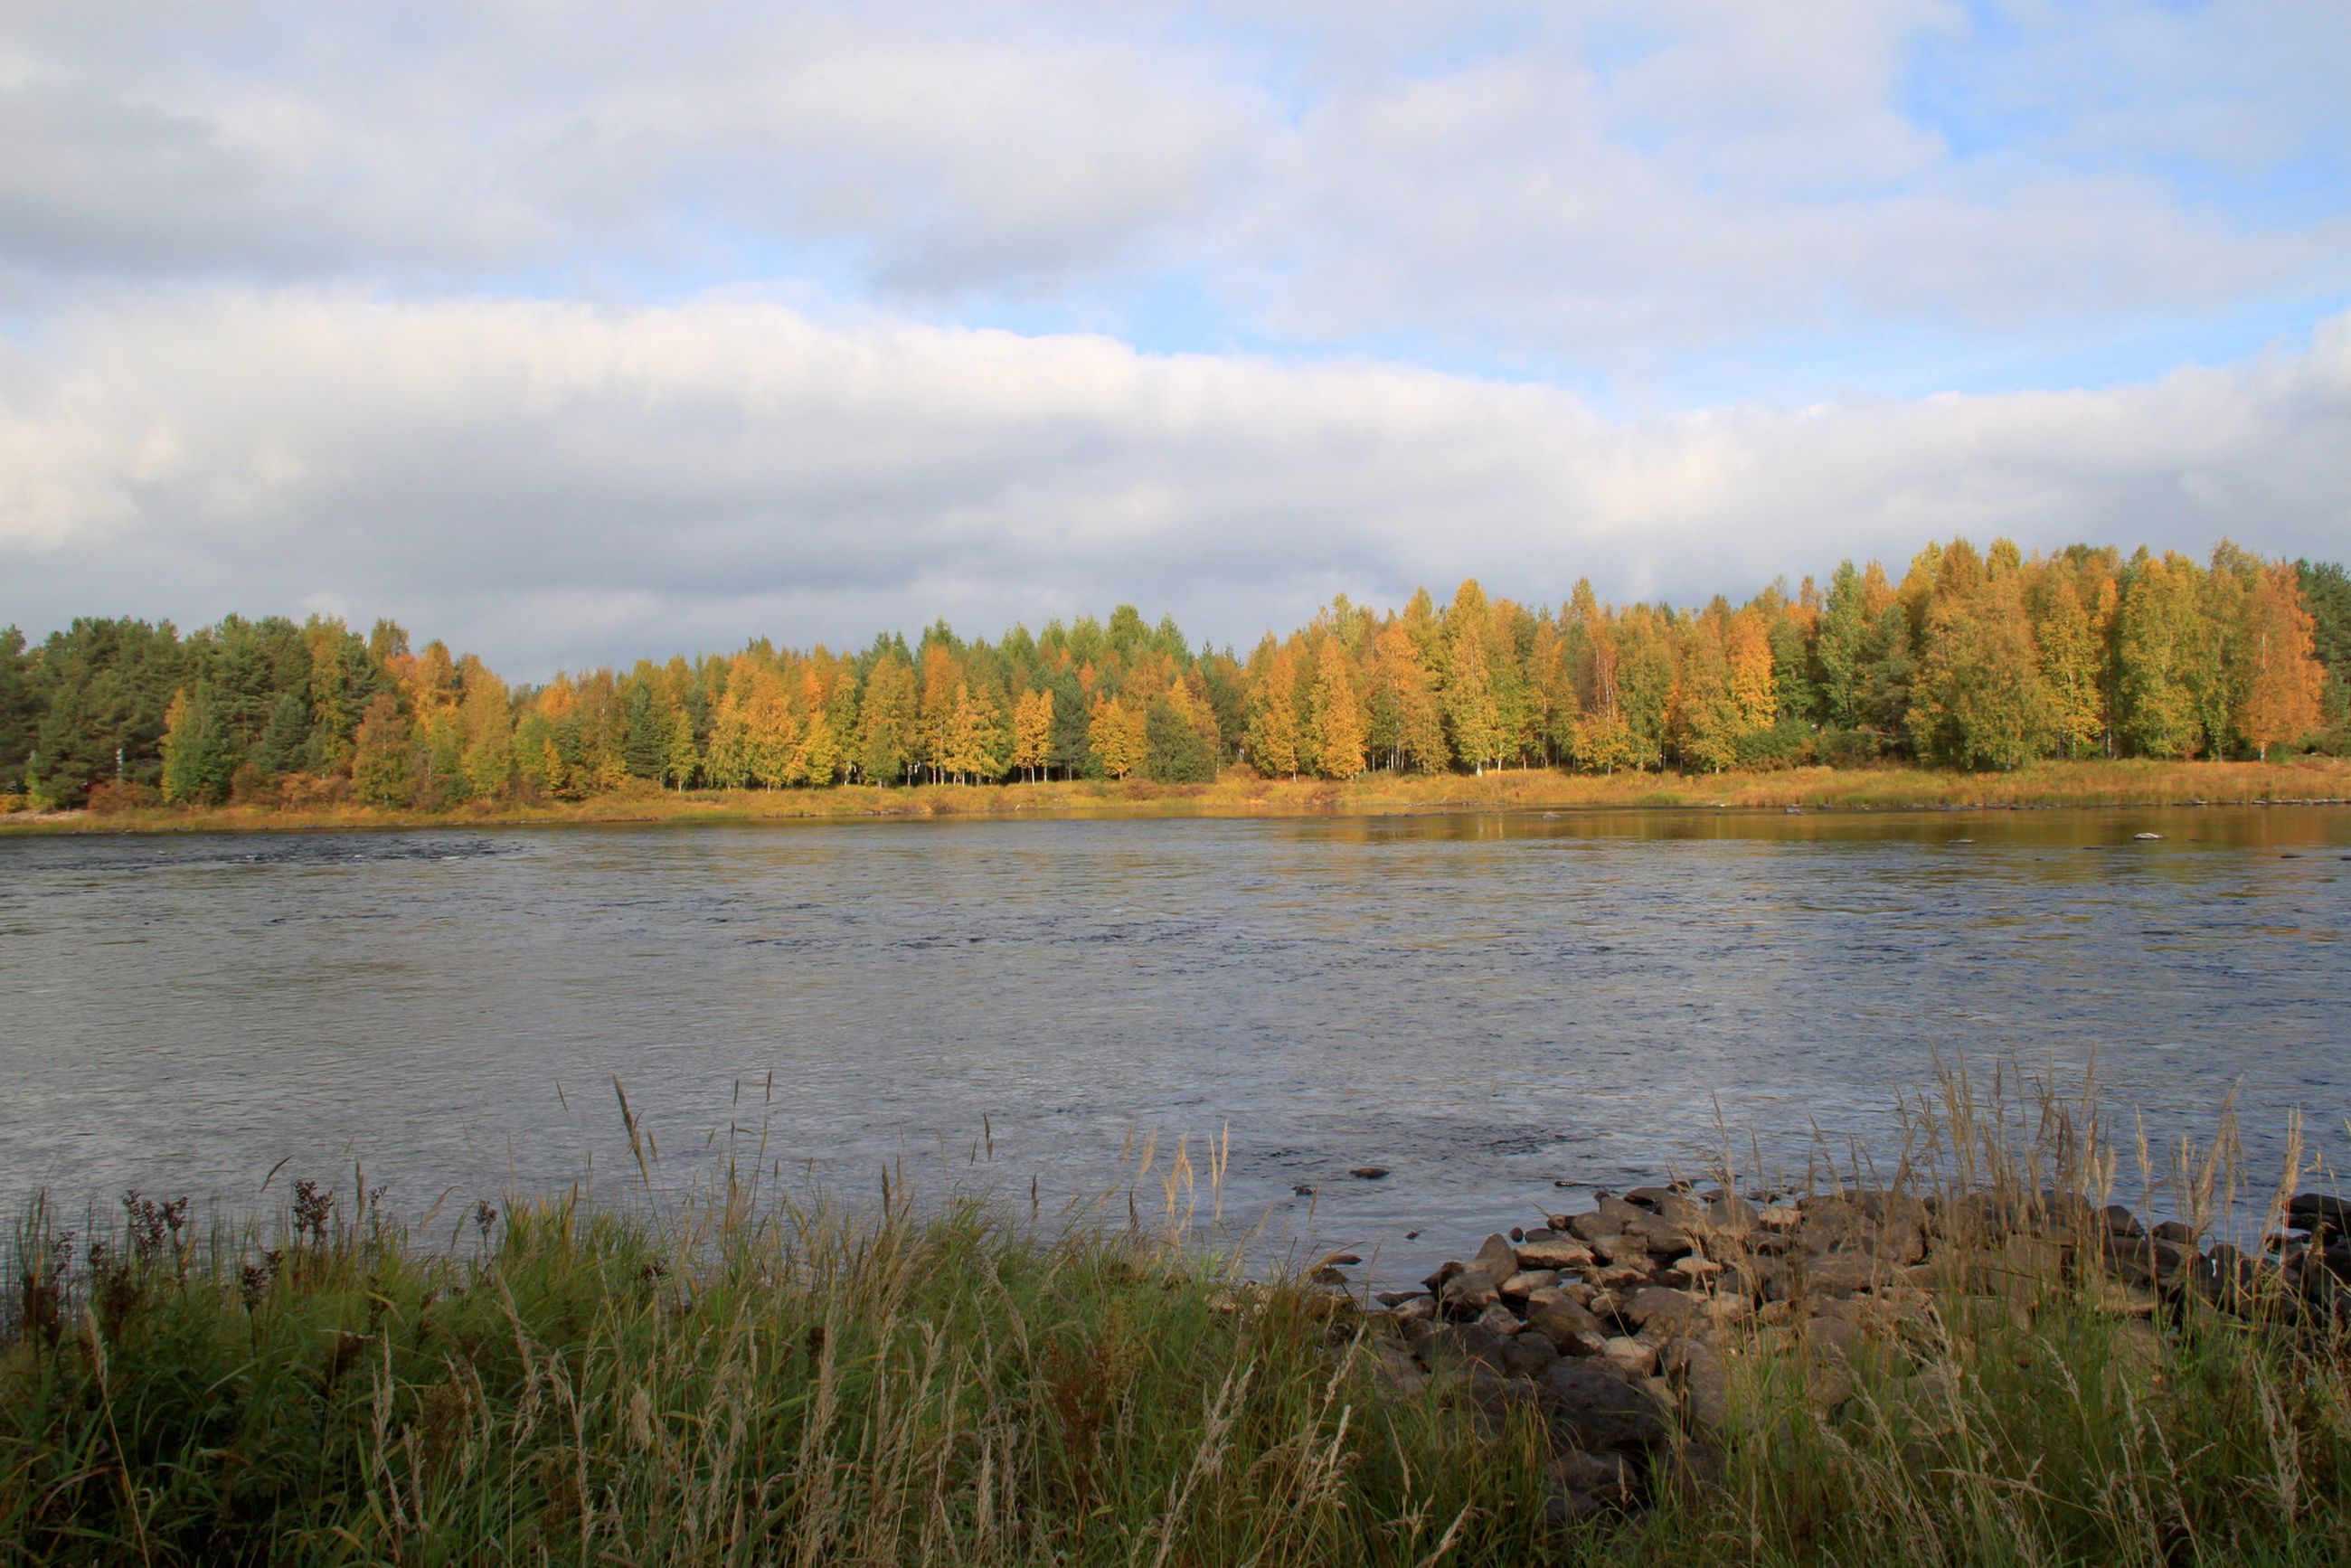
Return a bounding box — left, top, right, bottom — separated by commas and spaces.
5, 1089, 2349, 1563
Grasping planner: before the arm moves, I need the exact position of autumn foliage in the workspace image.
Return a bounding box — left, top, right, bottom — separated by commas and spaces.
5, 540, 2346, 810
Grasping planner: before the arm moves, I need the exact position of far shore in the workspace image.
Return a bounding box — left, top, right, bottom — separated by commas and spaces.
6, 756, 2349, 837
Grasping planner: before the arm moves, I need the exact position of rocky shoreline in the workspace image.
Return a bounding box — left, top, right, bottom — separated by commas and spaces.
1325, 1183, 2351, 1525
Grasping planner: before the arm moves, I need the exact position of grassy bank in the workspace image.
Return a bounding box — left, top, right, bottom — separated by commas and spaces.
7, 755, 2350, 836
6, 1080, 2348, 1564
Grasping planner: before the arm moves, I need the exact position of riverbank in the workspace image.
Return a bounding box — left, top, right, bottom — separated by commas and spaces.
7, 755, 2349, 836
8, 1079, 2347, 1563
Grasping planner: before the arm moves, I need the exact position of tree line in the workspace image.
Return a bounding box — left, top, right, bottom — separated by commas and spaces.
3, 537, 2346, 811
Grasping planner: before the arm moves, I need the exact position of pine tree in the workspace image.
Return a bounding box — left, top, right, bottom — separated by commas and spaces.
159, 683, 235, 804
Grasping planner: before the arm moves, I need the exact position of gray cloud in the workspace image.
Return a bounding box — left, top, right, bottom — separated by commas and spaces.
4, 291, 2345, 677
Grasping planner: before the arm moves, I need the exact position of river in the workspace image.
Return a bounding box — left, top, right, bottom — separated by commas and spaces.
3, 805, 2345, 1277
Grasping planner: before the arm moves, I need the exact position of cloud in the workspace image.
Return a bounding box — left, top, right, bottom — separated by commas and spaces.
5, 290, 2345, 676
2, 2, 2342, 385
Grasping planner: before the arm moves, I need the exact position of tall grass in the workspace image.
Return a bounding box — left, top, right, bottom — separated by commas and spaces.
1, 1175, 1557, 1564
4, 1064, 2346, 1563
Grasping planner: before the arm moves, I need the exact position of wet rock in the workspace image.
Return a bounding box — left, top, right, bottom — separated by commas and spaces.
1349, 1166, 1390, 1180
1539, 1359, 1673, 1454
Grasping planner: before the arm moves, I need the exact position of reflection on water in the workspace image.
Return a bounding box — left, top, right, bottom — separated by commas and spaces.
2, 804, 2346, 1278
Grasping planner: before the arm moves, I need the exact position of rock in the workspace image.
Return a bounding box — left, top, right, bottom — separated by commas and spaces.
1515, 1238, 1597, 1271
2103, 1204, 2145, 1238
1700, 1291, 1754, 1327
2150, 1220, 2197, 1246
1366, 1337, 1427, 1395
1624, 1185, 1680, 1211
1589, 1233, 1645, 1265
1757, 1204, 1805, 1233
1653, 1193, 1710, 1228
1502, 1268, 1561, 1300
1393, 1295, 1438, 1327
1793, 1252, 1886, 1297
1596, 1195, 1650, 1227
2133, 831, 2162, 840
1374, 1289, 1425, 1308
1805, 1312, 1860, 1360
1659, 1336, 1730, 1432
1566, 1213, 1617, 1244
1348, 1167, 1390, 1180
1538, 1359, 1673, 1453
1501, 1331, 1561, 1378
2290, 1193, 2349, 1236
1552, 1448, 1636, 1507
1705, 1195, 1759, 1233
1544, 1485, 1605, 1527
1439, 1234, 1522, 1314
1475, 1302, 1525, 1337
1597, 1336, 1658, 1380
1619, 1286, 1701, 1338
1419, 1321, 1515, 1375
1525, 1289, 1610, 1355
1668, 1255, 1725, 1288
1308, 1265, 1348, 1286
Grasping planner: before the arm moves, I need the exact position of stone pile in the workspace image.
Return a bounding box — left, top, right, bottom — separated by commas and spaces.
1342, 1182, 2351, 1522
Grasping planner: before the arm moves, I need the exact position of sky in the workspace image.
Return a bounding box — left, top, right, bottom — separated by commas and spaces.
2, 0, 2347, 677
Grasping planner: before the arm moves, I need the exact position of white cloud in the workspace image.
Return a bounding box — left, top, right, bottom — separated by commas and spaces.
5, 291, 2344, 676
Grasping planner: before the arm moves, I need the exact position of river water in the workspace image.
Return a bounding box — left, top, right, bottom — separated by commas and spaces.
3, 806, 2346, 1277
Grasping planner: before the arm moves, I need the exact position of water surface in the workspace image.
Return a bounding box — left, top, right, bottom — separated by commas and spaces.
3, 806, 2346, 1276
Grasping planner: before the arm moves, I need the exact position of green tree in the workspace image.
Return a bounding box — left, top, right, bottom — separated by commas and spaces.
2116, 552, 2205, 758
352, 693, 414, 807
159, 683, 237, 804
1143, 697, 1216, 782
1908, 578, 2055, 770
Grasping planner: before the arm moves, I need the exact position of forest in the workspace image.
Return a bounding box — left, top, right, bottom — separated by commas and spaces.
3, 537, 2346, 813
